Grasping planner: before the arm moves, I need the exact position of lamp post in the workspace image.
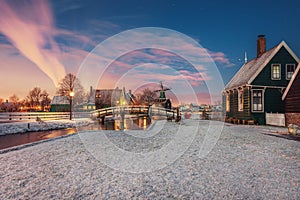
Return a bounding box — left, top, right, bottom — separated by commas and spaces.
69, 91, 75, 120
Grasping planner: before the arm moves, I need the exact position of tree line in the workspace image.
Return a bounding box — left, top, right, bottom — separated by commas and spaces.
0, 87, 51, 112
1, 73, 163, 112
0, 73, 86, 112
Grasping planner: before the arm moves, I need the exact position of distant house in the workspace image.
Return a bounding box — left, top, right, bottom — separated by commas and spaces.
190, 103, 200, 112
95, 87, 122, 109
75, 102, 96, 112
75, 86, 96, 112
199, 104, 210, 112
50, 96, 69, 112
224, 35, 299, 125
95, 87, 135, 109
282, 63, 300, 126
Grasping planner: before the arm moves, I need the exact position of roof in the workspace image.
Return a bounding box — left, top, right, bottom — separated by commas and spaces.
282, 63, 300, 100
50, 96, 69, 105
225, 41, 300, 90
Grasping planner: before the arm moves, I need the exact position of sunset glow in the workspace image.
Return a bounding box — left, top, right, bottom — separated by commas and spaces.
0, 0, 299, 105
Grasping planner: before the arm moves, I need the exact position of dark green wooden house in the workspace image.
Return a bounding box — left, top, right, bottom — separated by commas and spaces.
50, 96, 70, 112
223, 35, 299, 125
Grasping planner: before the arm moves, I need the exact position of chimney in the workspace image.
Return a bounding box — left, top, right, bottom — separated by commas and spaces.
257, 35, 266, 57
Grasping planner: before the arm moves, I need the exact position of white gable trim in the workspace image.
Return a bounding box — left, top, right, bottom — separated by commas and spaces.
224, 63, 246, 90
248, 41, 300, 84
282, 63, 300, 100
282, 41, 300, 63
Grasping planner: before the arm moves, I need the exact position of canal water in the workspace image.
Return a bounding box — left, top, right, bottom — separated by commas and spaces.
0, 116, 151, 150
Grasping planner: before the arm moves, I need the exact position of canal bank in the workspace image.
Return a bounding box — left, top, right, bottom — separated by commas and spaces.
0, 116, 154, 151
0, 119, 94, 136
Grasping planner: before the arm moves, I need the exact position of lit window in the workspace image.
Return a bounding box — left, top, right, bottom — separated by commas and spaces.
226, 93, 230, 112
252, 90, 264, 112
271, 64, 281, 80
238, 89, 244, 111
286, 64, 295, 80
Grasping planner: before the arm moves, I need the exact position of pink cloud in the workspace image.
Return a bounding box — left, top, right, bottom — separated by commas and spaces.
75, 28, 225, 101
208, 50, 234, 66
118, 50, 157, 63
0, 44, 56, 100
0, 0, 65, 86
150, 49, 178, 57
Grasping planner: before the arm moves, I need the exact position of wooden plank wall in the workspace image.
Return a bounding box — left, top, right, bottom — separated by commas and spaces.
285, 71, 300, 112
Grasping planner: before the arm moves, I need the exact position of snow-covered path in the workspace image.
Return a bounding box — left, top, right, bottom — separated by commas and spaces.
0, 120, 299, 199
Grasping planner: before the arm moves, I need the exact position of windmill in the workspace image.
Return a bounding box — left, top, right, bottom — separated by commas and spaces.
154, 81, 171, 100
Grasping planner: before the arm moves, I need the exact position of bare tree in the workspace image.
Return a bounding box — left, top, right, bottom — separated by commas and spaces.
137, 88, 157, 105
9, 94, 20, 111
40, 90, 51, 111
9, 94, 19, 103
26, 87, 42, 110
20, 99, 29, 111
0, 98, 3, 111
96, 92, 112, 108
56, 73, 86, 105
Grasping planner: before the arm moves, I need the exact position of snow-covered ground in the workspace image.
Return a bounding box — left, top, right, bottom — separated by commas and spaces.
0, 120, 299, 199
0, 119, 94, 136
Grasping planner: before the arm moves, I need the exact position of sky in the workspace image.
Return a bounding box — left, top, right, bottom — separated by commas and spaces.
0, 0, 300, 105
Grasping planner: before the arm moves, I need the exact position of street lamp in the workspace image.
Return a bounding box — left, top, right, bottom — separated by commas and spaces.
69, 91, 75, 120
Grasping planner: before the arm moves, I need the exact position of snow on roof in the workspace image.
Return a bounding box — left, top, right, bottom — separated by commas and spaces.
50, 96, 69, 105
225, 41, 299, 90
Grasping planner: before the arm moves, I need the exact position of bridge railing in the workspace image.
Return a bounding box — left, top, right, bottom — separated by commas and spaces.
90, 106, 149, 119
150, 107, 177, 118
91, 106, 178, 120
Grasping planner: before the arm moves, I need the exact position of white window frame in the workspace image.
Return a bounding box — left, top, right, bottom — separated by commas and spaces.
238, 89, 244, 112
251, 89, 264, 113
271, 64, 281, 80
226, 93, 230, 112
286, 64, 296, 80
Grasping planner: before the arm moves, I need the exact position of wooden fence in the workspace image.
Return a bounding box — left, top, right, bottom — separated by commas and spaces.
0, 112, 71, 122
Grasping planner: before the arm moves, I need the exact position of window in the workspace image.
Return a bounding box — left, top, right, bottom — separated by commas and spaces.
252, 90, 264, 112
286, 64, 296, 80
271, 64, 281, 80
226, 93, 230, 112
238, 89, 244, 111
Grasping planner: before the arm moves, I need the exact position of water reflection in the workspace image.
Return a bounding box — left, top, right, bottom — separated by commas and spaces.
113, 116, 151, 130
79, 116, 151, 131
0, 116, 152, 150
0, 128, 77, 150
